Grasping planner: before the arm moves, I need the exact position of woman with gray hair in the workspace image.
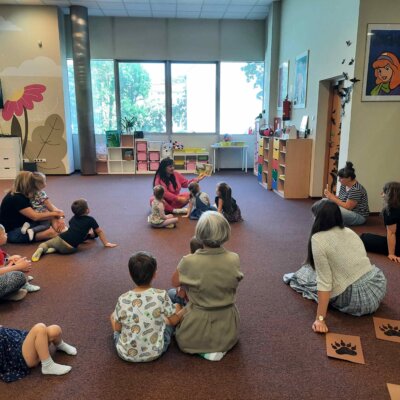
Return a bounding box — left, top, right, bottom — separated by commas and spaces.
170, 211, 243, 361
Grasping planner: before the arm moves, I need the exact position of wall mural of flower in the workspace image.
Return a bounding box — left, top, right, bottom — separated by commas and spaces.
1, 84, 46, 154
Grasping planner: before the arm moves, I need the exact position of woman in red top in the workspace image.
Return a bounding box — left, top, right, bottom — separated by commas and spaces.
151, 158, 205, 213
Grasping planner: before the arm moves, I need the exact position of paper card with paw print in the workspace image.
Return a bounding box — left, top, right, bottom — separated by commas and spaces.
326, 333, 365, 364
387, 383, 400, 400
374, 317, 400, 344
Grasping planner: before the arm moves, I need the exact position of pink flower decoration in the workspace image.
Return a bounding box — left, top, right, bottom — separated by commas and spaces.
2, 84, 46, 121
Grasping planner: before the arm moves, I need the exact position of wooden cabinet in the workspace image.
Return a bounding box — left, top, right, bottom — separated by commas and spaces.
273, 138, 312, 199
261, 137, 273, 189
0, 137, 22, 179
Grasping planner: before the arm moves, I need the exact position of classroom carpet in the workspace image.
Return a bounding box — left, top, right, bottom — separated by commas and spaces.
0, 171, 399, 400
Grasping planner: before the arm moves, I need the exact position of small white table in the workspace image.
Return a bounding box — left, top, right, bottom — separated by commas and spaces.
211, 144, 248, 173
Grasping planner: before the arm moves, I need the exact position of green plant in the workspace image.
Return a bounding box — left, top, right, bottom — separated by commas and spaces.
121, 115, 138, 133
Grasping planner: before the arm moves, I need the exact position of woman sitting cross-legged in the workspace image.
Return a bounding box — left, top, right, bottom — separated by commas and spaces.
284, 200, 387, 333
169, 211, 243, 361
0, 171, 64, 244
150, 158, 205, 214
321, 161, 369, 226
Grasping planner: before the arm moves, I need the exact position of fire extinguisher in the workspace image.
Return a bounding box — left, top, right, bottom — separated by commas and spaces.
282, 97, 292, 121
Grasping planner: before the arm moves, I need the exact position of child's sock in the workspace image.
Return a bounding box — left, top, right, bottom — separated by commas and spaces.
45, 248, 56, 254
22, 282, 41, 292
31, 248, 44, 262
165, 224, 175, 229
198, 352, 226, 361
41, 357, 72, 375
21, 222, 30, 234
27, 229, 35, 242
56, 340, 77, 356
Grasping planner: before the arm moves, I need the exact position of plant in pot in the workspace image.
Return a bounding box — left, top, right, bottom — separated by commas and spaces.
121, 116, 138, 134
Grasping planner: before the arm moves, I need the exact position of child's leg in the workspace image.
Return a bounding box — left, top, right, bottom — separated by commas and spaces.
22, 323, 74, 376
161, 325, 175, 354
160, 217, 179, 227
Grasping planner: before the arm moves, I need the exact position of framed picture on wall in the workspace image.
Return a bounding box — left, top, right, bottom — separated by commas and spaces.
362, 24, 400, 101
277, 61, 289, 110
293, 50, 309, 109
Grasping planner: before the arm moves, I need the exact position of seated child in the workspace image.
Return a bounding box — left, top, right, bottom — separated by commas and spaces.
184, 182, 216, 220
110, 251, 183, 363
0, 323, 76, 382
21, 172, 65, 241
149, 186, 179, 228
174, 236, 204, 306
31, 198, 117, 262
0, 224, 39, 301
215, 182, 243, 223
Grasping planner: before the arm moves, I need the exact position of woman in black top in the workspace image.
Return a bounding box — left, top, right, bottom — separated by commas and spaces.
361, 182, 400, 263
0, 172, 64, 243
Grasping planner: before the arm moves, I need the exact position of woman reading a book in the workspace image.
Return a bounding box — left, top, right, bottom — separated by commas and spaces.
150, 158, 206, 213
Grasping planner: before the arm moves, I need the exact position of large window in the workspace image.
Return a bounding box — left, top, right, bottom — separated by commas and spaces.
67, 60, 263, 136
220, 62, 264, 134
171, 63, 216, 133
118, 62, 166, 133
67, 59, 117, 135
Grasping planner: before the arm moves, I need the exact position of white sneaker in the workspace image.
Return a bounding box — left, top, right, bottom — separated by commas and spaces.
21, 222, 30, 234
199, 352, 226, 361
22, 283, 41, 292
27, 229, 35, 242
27, 276, 34, 282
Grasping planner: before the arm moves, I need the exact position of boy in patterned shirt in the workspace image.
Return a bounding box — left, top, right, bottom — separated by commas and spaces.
110, 251, 183, 362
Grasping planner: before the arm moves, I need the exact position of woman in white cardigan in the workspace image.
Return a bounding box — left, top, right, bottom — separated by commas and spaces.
284, 200, 386, 333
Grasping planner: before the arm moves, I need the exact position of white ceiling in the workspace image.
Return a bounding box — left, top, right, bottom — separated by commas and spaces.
0, 0, 274, 19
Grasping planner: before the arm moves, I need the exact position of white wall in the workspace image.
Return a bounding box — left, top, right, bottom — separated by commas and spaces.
276, 0, 360, 196
65, 17, 265, 62
348, 0, 400, 211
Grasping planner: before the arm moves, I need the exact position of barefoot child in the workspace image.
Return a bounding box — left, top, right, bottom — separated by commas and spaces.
31, 199, 117, 262
110, 251, 184, 362
0, 323, 76, 382
149, 186, 179, 228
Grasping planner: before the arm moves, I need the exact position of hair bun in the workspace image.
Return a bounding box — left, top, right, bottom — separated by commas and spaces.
345, 161, 354, 170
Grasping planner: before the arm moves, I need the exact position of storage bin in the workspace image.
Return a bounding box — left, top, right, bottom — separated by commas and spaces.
186, 162, 197, 171
149, 151, 160, 161
197, 155, 209, 162
136, 141, 147, 152
272, 179, 278, 190
149, 161, 160, 171
137, 151, 147, 161
148, 141, 162, 151
137, 161, 148, 171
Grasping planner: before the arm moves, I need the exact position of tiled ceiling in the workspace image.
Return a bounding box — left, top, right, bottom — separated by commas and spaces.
1, 0, 274, 19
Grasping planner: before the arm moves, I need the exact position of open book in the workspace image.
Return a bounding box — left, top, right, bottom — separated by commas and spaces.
196, 162, 213, 176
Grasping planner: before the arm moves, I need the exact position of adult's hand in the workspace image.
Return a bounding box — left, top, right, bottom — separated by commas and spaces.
388, 254, 400, 263
197, 173, 206, 182
312, 320, 329, 333
52, 218, 66, 233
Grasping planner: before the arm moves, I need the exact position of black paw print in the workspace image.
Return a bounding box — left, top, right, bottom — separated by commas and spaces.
380, 324, 400, 337
331, 340, 357, 356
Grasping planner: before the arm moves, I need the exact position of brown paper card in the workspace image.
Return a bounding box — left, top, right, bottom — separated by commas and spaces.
387, 383, 400, 400
326, 333, 365, 364
373, 317, 400, 344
